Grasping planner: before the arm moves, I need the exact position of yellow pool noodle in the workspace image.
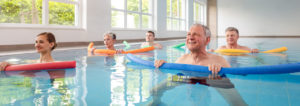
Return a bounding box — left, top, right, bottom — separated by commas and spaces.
214, 47, 287, 53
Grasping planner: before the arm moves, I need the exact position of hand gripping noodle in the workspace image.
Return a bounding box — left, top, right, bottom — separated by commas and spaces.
126, 54, 300, 74
88, 42, 116, 54
4, 61, 76, 71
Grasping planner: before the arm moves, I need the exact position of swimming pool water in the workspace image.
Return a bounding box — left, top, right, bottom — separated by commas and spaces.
1, 38, 300, 106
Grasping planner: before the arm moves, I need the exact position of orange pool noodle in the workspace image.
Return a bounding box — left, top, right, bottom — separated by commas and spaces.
88, 42, 154, 54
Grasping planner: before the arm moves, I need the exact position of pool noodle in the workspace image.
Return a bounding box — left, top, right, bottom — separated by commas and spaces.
126, 53, 300, 74
88, 42, 154, 54
172, 43, 287, 53
4, 69, 76, 78
261, 47, 288, 53
214, 49, 250, 53
4, 61, 76, 71
123, 41, 131, 50
123, 46, 155, 54
172, 42, 185, 48
94, 49, 116, 54
214, 47, 287, 53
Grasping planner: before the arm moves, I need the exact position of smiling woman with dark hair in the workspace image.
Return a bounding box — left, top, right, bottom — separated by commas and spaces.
0, 32, 58, 71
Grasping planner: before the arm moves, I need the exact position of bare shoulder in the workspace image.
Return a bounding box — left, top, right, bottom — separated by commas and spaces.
209, 53, 224, 60
175, 54, 189, 63
218, 45, 227, 49
209, 53, 231, 67
154, 43, 163, 49
239, 45, 251, 51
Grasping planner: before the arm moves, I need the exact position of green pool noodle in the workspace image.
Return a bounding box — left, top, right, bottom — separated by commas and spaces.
141, 45, 150, 48
123, 41, 131, 50
172, 42, 185, 48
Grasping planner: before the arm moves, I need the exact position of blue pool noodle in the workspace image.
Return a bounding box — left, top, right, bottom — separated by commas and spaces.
126, 54, 300, 74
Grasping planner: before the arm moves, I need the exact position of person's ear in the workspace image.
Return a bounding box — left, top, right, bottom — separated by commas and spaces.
49, 42, 54, 48
205, 37, 211, 45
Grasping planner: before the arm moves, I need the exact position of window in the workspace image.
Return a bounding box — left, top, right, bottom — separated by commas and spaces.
111, 0, 153, 29
0, 0, 81, 27
194, 0, 206, 25
167, 0, 186, 31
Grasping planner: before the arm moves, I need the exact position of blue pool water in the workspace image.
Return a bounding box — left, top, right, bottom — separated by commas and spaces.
1, 38, 300, 105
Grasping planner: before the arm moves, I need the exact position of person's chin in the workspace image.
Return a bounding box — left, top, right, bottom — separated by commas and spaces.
187, 46, 195, 50
187, 43, 196, 47
36, 50, 42, 53
105, 45, 111, 49
227, 41, 234, 44
189, 48, 198, 52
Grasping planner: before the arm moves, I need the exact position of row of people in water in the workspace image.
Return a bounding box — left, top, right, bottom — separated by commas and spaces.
0, 30, 162, 71
0, 24, 259, 74
88, 31, 162, 54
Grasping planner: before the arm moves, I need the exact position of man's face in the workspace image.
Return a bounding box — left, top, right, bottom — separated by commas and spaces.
186, 26, 209, 52
145, 32, 154, 42
226, 31, 239, 45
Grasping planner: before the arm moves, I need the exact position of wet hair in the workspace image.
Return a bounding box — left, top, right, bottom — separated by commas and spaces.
37, 32, 57, 51
225, 27, 239, 35
147, 31, 155, 37
103, 32, 116, 40
192, 23, 211, 37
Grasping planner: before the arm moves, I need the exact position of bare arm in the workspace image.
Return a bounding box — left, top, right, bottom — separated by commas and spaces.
155, 54, 188, 68
208, 55, 231, 74
240, 46, 251, 51
154, 43, 163, 49
220, 57, 231, 68
240, 46, 259, 53
212, 45, 227, 52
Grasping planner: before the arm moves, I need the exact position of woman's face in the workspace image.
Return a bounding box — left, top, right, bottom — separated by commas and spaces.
104, 35, 115, 49
35, 35, 54, 53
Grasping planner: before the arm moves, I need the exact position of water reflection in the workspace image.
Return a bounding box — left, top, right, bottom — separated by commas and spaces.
0, 69, 77, 105
108, 54, 155, 105
148, 71, 247, 106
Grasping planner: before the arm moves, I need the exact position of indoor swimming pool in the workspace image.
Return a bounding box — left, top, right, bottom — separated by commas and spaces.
0, 38, 300, 106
